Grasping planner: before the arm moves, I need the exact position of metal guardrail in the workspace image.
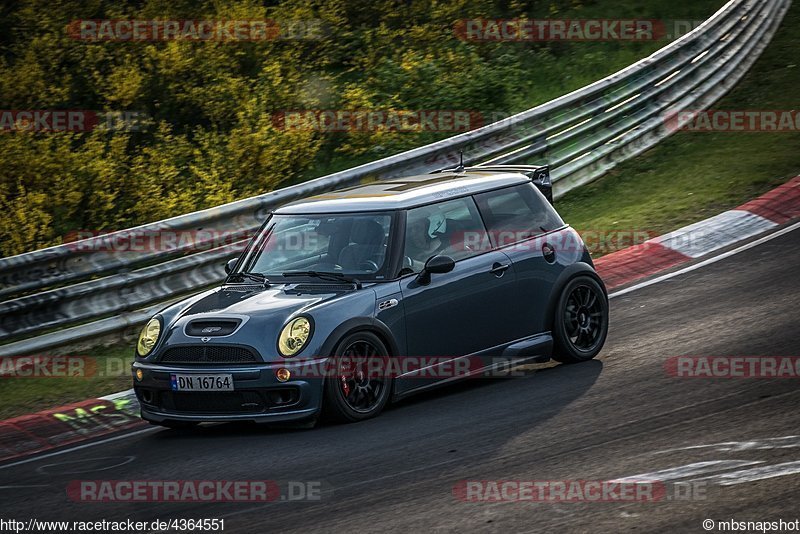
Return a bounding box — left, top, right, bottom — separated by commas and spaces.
0, 0, 790, 356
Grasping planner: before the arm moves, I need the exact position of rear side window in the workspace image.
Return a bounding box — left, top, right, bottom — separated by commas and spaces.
474, 183, 564, 246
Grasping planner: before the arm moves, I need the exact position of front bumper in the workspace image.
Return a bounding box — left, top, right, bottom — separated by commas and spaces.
132, 357, 328, 423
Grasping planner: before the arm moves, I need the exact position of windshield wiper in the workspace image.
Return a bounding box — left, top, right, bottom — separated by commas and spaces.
282, 271, 362, 289
226, 271, 270, 286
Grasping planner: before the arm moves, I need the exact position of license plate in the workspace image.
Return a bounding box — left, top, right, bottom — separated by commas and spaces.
170, 373, 233, 392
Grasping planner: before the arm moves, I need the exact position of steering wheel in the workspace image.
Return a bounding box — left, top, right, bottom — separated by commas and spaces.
310, 262, 343, 271
358, 260, 380, 273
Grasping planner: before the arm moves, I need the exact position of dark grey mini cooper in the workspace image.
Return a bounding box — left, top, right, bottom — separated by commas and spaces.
132, 165, 608, 427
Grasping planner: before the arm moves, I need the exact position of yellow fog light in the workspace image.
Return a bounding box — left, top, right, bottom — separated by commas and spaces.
137, 317, 161, 357
276, 368, 291, 382
135, 369, 144, 381
278, 317, 312, 357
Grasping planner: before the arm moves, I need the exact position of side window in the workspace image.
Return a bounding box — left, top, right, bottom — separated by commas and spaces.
474, 183, 564, 247
401, 197, 488, 274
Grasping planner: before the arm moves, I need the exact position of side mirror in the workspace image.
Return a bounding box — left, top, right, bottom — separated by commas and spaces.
224, 258, 238, 275
416, 255, 455, 285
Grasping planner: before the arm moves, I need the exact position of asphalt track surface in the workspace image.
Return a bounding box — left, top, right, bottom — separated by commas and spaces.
1, 225, 799, 533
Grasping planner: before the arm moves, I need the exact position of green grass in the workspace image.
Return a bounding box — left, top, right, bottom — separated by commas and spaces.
0, 344, 132, 420
3, 0, 797, 421
558, 2, 800, 241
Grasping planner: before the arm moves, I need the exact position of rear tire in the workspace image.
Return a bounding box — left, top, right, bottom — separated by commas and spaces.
552, 276, 608, 363
323, 331, 392, 423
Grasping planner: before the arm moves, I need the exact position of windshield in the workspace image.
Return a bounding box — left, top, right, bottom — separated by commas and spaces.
243, 212, 393, 280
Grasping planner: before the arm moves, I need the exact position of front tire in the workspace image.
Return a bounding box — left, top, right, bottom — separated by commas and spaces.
552, 276, 608, 363
323, 331, 392, 423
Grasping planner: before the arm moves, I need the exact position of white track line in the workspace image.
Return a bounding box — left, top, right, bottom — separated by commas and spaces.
689, 460, 800, 486
1, 220, 798, 470
0, 427, 156, 470
610, 221, 800, 299
610, 460, 764, 483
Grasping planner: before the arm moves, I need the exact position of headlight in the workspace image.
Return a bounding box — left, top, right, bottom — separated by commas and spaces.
137, 317, 161, 357
278, 317, 312, 357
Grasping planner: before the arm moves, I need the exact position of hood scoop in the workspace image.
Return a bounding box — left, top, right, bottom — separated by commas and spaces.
185, 319, 241, 337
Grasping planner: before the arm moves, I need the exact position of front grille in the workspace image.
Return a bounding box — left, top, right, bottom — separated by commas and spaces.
161, 391, 266, 413
137, 387, 300, 414
158, 346, 260, 364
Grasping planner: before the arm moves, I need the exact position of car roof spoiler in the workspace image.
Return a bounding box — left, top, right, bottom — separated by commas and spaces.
431, 164, 553, 205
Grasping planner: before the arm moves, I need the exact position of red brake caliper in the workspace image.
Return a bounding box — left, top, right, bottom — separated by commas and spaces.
340, 357, 352, 396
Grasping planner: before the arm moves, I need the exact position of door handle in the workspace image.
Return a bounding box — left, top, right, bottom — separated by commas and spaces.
490, 262, 510, 276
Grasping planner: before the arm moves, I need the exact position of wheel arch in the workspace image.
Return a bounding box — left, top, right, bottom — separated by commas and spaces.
318, 317, 399, 359
544, 262, 607, 332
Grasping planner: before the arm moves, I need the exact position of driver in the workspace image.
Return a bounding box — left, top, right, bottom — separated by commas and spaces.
404, 208, 446, 272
